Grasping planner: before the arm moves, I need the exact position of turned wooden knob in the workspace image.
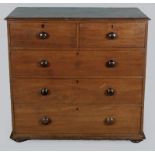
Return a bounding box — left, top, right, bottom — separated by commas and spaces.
105, 88, 115, 96
106, 32, 117, 40
104, 117, 115, 125
106, 60, 117, 68
39, 60, 49, 67
38, 32, 49, 39
41, 88, 49, 96
40, 116, 51, 125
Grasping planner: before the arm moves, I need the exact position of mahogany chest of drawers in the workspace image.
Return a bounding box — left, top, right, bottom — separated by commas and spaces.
6, 7, 149, 142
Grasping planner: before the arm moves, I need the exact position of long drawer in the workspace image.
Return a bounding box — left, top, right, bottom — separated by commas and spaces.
12, 78, 142, 105
10, 50, 145, 77
14, 104, 141, 135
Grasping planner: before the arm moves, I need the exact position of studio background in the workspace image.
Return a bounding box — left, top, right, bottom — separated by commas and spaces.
0, 3, 154, 151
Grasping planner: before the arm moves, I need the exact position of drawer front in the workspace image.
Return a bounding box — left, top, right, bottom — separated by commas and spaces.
14, 104, 141, 135
80, 22, 146, 48
9, 22, 77, 48
12, 78, 142, 105
11, 50, 145, 77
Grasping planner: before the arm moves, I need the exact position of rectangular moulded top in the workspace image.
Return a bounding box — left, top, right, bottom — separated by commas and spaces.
5, 7, 150, 20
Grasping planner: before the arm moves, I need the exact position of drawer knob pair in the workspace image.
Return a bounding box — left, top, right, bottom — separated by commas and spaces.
106, 32, 117, 40
40, 116, 51, 125
38, 32, 49, 39
106, 60, 116, 68
39, 59, 116, 68
104, 117, 115, 125
105, 88, 115, 96
41, 88, 115, 96
40, 116, 115, 126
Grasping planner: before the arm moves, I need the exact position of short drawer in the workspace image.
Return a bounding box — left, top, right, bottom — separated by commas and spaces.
80, 22, 146, 48
9, 21, 77, 49
14, 104, 141, 135
10, 49, 145, 77
12, 78, 142, 105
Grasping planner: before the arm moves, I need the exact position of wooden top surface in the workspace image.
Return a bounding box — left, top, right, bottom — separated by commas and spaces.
6, 7, 149, 20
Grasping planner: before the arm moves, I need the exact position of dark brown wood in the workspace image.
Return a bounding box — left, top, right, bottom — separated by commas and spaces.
10, 131, 145, 141
40, 116, 52, 125
130, 139, 144, 143
104, 117, 115, 125
10, 132, 28, 142
6, 7, 149, 142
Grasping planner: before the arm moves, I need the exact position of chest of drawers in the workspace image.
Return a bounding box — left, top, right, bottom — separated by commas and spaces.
6, 7, 149, 142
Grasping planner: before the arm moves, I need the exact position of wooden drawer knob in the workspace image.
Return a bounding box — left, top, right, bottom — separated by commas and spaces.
40, 116, 51, 125
105, 88, 115, 96
104, 117, 115, 125
41, 88, 49, 96
106, 32, 117, 40
38, 32, 49, 39
39, 60, 49, 67
106, 60, 116, 68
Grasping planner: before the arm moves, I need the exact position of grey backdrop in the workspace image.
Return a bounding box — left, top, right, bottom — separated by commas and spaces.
0, 3, 154, 151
